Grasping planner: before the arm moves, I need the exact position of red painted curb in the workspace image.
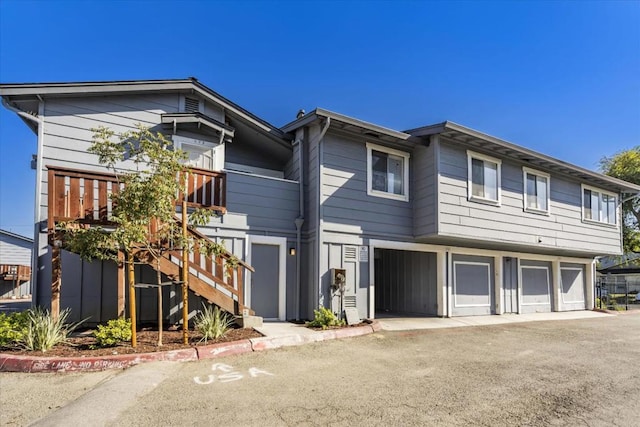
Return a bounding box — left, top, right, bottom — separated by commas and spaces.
0, 322, 378, 373
0, 348, 197, 373
196, 340, 253, 359
333, 325, 374, 339
250, 335, 304, 351
369, 320, 383, 332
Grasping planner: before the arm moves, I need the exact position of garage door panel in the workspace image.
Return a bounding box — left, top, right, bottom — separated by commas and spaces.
561, 264, 586, 310
452, 255, 494, 316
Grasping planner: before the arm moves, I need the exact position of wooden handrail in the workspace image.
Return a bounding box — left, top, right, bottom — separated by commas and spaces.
46, 165, 250, 315
47, 165, 227, 230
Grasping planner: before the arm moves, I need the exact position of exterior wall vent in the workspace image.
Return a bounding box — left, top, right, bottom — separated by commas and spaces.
344, 295, 357, 308
184, 97, 200, 113
343, 246, 357, 262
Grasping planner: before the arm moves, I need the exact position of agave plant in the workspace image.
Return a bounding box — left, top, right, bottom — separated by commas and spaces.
20, 308, 83, 352
194, 304, 233, 343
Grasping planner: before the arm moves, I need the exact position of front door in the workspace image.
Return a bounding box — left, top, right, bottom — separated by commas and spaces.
503, 257, 518, 313
248, 236, 286, 320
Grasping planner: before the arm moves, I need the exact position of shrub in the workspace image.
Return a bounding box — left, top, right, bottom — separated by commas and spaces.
20, 308, 83, 352
0, 311, 30, 346
93, 317, 132, 347
194, 304, 233, 343
306, 307, 345, 330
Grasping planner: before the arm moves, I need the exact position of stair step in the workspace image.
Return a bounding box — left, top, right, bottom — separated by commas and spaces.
235, 315, 263, 328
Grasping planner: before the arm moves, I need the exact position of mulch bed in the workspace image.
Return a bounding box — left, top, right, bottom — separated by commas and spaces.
0, 326, 262, 358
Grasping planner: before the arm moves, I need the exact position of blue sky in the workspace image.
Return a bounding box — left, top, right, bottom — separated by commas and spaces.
0, 0, 639, 237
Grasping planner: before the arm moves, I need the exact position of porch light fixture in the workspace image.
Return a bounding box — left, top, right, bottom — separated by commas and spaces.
289, 247, 296, 256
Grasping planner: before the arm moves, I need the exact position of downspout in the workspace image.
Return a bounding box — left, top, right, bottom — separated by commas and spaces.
315, 117, 330, 311
293, 137, 304, 321
2, 97, 43, 306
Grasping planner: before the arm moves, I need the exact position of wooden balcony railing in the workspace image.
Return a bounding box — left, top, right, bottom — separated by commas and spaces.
0, 264, 31, 282
47, 165, 227, 229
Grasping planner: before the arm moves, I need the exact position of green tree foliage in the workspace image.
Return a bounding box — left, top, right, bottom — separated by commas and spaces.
600, 146, 640, 252
62, 124, 233, 263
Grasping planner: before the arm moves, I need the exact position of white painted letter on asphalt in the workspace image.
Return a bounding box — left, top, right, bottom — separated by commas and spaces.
193, 375, 215, 385
211, 363, 234, 373
248, 367, 274, 377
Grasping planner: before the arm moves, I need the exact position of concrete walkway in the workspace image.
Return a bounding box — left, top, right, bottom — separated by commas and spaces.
257, 310, 613, 337
376, 310, 613, 331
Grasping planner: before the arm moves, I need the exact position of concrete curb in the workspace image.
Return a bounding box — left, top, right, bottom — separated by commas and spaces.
0, 321, 380, 373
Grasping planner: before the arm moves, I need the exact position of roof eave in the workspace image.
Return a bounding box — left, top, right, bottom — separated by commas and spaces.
0, 78, 291, 143
281, 108, 411, 141
410, 121, 640, 194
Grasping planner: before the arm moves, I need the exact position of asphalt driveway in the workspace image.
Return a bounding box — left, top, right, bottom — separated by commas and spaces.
2, 313, 639, 426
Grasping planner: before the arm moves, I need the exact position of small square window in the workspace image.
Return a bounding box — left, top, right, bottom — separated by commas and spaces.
366, 143, 409, 201
523, 168, 550, 214
582, 185, 617, 226
467, 151, 501, 205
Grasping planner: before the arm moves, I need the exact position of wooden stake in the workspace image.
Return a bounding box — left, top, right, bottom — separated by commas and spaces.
182, 200, 189, 344
128, 252, 137, 348
51, 234, 61, 321
157, 258, 163, 347
117, 251, 125, 318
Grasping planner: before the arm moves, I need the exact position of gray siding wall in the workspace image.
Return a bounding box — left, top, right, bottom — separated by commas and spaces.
0, 233, 32, 265
35, 94, 298, 320
225, 171, 299, 234
375, 249, 438, 315
413, 142, 437, 237
437, 139, 622, 256
36, 94, 182, 315
321, 132, 413, 240
225, 142, 285, 171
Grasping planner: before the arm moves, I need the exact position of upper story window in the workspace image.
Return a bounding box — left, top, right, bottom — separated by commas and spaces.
582, 185, 617, 226
523, 167, 550, 214
366, 142, 409, 202
467, 150, 501, 205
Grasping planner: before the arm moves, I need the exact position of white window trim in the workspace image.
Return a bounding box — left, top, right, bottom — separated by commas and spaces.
453, 260, 492, 308
366, 142, 410, 202
580, 184, 618, 227
522, 167, 551, 215
466, 150, 502, 206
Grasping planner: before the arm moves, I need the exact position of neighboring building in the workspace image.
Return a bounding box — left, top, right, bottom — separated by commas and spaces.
1, 78, 638, 323
0, 229, 33, 298
597, 254, 640, 293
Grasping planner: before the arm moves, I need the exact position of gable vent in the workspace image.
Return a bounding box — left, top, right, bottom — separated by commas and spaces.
343, 246, 357, 262
184, 97, 200, 113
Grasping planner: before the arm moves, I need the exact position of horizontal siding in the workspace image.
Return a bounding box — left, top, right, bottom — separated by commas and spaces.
39, 94, 181, 223
413, 143, 436, 236
226, 172, 299, 232
438, 141, 621, 255
321, 132, 413, 238
0, 234, 32, 265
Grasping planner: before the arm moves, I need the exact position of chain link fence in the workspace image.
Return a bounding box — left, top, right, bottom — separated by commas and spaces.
596, 276, 640, 310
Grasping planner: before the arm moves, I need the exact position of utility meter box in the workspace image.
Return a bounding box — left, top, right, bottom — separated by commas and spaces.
330, 268, 347, 291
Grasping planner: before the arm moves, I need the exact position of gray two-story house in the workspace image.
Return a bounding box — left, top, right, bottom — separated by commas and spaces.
1, 78, 638, 323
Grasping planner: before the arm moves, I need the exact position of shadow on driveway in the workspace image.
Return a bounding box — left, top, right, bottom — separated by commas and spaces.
0, 299, 31, 314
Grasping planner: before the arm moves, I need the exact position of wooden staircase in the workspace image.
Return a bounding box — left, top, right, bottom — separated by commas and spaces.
133, 222, 254, 316
47, 165, 254, 317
